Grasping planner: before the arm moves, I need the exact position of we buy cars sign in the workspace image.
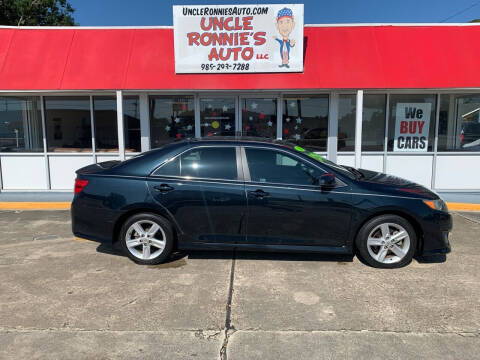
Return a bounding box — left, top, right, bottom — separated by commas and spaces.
173, 4, 304, 73
394, 103, 431, 152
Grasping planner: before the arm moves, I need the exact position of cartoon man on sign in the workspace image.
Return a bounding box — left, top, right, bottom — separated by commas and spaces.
273, 7, 296, 68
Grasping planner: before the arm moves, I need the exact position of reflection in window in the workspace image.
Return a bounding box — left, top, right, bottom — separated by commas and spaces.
45, 96, 92, 152
150, 96, 195, 149
337, 95, 356, 151
93, 96, 118, 152
200, 98, 235, 137
388, 95, 436, 152
362, 95, 386, 151
124, 96, 141, 152
0, 96, 43, 152
242, 98, 276, 138
439, 94, 480, 151
282, 95, 328, 151
245, 148, 322, 185
154, 147, 237, 180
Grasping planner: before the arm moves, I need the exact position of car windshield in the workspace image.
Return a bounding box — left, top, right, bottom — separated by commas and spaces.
291, 145, 357, 180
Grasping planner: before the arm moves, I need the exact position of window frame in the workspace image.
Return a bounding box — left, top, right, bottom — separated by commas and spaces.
148, 95, 196, 149
44, 95, 94, 153
150, 145, 243, 182
281, 93, 330, 152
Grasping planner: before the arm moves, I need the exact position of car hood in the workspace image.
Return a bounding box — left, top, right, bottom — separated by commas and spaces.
355, 168, 439, 200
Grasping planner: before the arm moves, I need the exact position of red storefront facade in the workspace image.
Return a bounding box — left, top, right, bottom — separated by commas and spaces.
0, 24, 479, 191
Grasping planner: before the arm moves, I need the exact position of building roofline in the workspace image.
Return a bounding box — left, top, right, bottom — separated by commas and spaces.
1, 23, 480, 30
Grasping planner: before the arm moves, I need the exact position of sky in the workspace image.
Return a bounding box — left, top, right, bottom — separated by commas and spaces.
69, 0, 480, 26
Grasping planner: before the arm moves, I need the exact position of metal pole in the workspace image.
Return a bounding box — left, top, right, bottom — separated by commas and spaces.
327, 92, 338, 163
116, 90, 125, 161
354, 90, 364, 168
139, 94, 150, 151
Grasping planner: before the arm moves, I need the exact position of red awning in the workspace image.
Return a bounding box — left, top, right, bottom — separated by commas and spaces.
0, 25, 479, 90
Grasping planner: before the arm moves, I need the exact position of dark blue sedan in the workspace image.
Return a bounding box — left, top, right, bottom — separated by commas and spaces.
71, 138, 452, 268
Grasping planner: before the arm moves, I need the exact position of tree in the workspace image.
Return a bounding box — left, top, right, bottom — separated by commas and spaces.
0, 0, 76, 26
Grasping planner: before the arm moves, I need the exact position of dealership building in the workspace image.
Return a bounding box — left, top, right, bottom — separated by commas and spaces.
0, 17, 480, 193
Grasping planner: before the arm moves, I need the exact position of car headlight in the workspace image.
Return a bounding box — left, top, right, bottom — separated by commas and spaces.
423, 199, 448, 212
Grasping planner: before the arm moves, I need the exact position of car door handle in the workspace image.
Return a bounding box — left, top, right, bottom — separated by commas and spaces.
154, 184, 174, 193
248, 189, 269, 198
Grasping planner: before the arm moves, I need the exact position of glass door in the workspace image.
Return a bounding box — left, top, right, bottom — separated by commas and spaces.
199, 97, 236, 137
239, 97, 278, 138
199, 96, 279, 138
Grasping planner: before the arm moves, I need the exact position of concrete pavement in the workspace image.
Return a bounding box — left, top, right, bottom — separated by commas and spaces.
0, 210, 478, 359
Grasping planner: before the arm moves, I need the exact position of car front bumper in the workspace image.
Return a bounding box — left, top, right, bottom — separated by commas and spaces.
420, 211, 452, 256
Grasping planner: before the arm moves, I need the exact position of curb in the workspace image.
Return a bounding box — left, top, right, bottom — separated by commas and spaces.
0, 201, 479, 212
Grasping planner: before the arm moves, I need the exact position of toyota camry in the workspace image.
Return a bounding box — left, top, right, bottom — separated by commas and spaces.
71, 138, 452, 268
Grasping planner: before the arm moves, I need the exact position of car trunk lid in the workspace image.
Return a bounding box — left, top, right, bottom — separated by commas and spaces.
76, 160, 121, 175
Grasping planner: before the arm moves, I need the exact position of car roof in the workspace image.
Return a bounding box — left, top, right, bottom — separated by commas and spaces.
173, 136, 294, 148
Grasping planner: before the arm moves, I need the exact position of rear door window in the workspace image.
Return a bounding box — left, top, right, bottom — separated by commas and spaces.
154, 147, 238, 180
245, 148, 323, 185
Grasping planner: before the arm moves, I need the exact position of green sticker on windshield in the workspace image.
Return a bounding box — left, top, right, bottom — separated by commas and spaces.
294, 145, 325, 163
308, 152, 325, 163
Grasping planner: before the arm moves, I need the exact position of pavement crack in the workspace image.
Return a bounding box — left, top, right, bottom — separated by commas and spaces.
454, 212, 480, 224
219, 250, 236, 360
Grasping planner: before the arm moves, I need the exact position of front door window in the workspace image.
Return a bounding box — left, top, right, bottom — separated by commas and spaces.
245, 148, 322, 186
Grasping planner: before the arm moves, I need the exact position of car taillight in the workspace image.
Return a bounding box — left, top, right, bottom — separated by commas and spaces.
74, 178, 88, 194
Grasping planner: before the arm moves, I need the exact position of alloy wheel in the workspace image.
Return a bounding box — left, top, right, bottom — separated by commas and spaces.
366, 222, 410, 264
125, 220, 166, 260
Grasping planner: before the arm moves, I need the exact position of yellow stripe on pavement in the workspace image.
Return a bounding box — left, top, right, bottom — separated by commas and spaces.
0, 202, 71, 210
446, 202, 480, 212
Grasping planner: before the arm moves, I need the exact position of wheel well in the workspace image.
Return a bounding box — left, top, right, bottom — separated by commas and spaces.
353, 210, 424, 254
112, 209, 178, 247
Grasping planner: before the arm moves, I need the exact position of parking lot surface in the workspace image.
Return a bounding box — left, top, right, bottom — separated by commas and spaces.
0, 210, 478, 359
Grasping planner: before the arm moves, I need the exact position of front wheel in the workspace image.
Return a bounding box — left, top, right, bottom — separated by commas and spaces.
119, 213, 174, 265
355, 215, 417, 269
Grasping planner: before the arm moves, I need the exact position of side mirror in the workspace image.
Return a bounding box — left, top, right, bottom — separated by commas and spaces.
319, 173, 336, 188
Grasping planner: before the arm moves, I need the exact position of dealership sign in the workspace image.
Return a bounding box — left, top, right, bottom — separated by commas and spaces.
394, 103, 431, 152
173, 4, 304, 73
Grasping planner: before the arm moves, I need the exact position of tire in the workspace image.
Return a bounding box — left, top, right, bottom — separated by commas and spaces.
355, 214, 417, 269
119, 213, 174, 265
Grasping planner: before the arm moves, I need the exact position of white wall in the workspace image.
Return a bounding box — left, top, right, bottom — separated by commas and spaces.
386, 155, 433, 188
435, 155, 480, 190
360, 154, 384, 172
48, 155, 94, 190
1, 155, 47, 190
337, 154, 355, 167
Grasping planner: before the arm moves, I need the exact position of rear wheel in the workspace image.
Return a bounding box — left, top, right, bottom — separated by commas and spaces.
119, 213, 173, 265
355, 215, 416, 269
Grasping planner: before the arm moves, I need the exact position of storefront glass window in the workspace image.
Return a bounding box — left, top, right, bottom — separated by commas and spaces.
124, 96, 141, 152
388, 94, 436, 152
0, 96, 43, 152
200, 98, 235, 137
149, 96, 195, 149
282, 94, 328, 151
93, 96, 118, 152
241, 98, 277, 138
45, 96, 92, 152
362, 94, 386, 151
337, 94, 356, 151
438, 94, 480, 152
